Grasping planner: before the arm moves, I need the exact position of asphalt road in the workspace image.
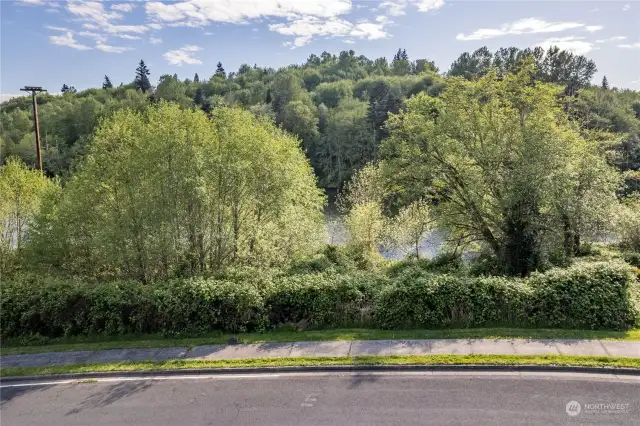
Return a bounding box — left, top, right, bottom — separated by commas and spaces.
2, 371, 639, 425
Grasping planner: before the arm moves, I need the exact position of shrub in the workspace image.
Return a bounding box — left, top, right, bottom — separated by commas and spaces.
264, 273, 369, 328
0, 276, 266, 339
152, 278, 266, 335
387, 253, 462, 277
622, 251, 640, 268
526, 262, 639, 330
2, 262, 638, 340
375, 272, 529, 329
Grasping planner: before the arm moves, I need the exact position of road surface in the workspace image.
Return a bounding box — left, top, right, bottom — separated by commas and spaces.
2, 371, 639, 425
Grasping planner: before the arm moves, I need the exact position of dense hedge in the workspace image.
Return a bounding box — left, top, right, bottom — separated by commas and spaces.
1, 262, 638, 340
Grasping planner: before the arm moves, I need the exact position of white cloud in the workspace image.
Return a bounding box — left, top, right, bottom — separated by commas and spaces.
96, 43, 133, 53
271, 16, 389, 48
77, 31, 108, 42
590, 8, 599, 12
622, 4, 631, 11
380, 1, 408, 16
539, 36, 594, 55
145, 0, 353, 26
111, 3, 135, 13
67, 1, 148, 35
595, 36, 626, 43
457, 18, 586, 41
46, 8, 60, 13
45, 25, 71, 31
379, 0, 444, 16
618, 42, 640, 49
203, 32, 213, 36
148, 23, 163, 30
115, 34, 141, 40
104, 25, 149, 34
68, 1, 123, 26
164, 45, 202, 65
17, 0, 47, 5
49, 31, 92, 50
343, 39, 355, 44
0, 94, 25, 103
585, 25, 603, 32
149, 37, 163, 44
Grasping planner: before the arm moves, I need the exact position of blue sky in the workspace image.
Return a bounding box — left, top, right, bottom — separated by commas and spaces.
1, 0, 639, 100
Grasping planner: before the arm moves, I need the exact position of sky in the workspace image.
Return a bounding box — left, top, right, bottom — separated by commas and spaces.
1, 0, 639, 101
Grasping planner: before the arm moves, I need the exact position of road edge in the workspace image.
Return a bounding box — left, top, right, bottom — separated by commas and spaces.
2, 363, 640, 383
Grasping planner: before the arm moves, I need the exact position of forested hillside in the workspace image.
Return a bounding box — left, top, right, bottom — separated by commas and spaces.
3, 46, 639, 192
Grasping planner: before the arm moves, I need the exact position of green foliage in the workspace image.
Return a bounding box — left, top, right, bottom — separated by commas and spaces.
264, 273, 368, 328
377, 261, 639, 330
527, 262, 639, 330
615, 197, 640, 251
313, 80, 353, 108
134, 60, 151, 93
0, 157, 58, 274
25, 103, 325, 280
2, 262, 638, 340
0, 276, 266, 339
375, 273, 530, 329
384, 65, 620, 275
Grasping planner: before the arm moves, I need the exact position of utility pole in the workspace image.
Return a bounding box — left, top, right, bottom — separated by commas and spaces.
19, 86, 47, 172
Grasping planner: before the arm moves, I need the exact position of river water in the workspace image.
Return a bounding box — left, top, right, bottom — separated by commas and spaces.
323, 190, 444, 261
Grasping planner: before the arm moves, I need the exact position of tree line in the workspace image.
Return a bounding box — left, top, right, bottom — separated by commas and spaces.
3, 46, 637, 193
2, 46, 640, 279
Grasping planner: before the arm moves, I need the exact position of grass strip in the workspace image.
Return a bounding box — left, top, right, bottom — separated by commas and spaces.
3, 328, 640, 355
2, 354, 639, 378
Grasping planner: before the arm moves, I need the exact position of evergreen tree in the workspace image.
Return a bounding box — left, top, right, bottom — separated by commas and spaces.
61, 84, 70, 93
194, 86, 204, 106
134, 60, 152, 93
102, 75, 113, 89
367, 80, 402, 143
601, 75, 609, 90
215, 62, 226, 78
193, 73, 199, 83
265, 88, 272, 104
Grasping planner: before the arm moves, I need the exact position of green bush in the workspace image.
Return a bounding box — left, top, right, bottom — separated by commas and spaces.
264, 273, 369, 328
2, 262, 638, 340
375, 272, 529, 329
0, 276, 266, 339
526, 262, 640, 330
622, 251, 640, 268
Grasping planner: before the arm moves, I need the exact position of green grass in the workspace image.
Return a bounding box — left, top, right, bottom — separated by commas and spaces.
2, 354, 639, 378
3, 327, 640, 355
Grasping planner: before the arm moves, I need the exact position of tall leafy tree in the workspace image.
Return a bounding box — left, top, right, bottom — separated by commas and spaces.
27, 104, 325, 280
193, 73, 200, 83
385, 64, 619, 275
0, 157, 57, 273
134, 60, 152, 93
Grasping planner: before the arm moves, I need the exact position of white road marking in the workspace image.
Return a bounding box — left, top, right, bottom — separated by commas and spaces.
1, 374, 282, 388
